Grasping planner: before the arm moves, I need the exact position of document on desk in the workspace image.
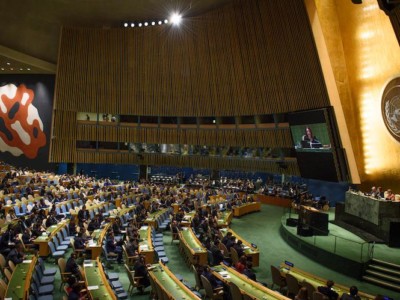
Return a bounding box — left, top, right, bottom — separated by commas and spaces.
87, 285, 99, 290
219, 271, 231, 278
84, 263, 94, 267
23, 260, 33, 263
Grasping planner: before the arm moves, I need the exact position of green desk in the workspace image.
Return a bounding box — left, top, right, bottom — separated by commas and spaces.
33, 219, 69, 256
145, 208, 168, 228
179, 228, 208, 265
5, 255, 36, 300
217, 211, 233, 228
149, 263, 201, 300
212, 265, 289, 300
84, 259, 117, 300
138, 226, 155, 264
279, 264, 374, 300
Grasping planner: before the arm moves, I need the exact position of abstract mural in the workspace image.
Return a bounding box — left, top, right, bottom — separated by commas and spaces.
0, 83, 46, 158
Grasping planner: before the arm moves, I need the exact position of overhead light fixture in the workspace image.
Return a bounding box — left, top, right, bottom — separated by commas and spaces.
144, 22, 148, 26
170, 13, 182, 25
124, 23, 128, 27
6, 62, 10, 65
151, 21, 155, 26
130, 23, 135, 27
138, 23, 142, 27
164, 19, 169, 24
27, 68, 31, 71
158, 21, 162, 25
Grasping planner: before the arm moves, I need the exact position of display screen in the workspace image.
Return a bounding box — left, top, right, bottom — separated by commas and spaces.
288, 108, 346, 182
290, 123, 331, 151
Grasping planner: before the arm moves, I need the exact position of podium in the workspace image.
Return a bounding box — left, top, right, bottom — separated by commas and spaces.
298, 205, 329, 236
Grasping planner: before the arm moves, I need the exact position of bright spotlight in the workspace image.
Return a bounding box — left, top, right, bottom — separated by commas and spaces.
144, 22, 148, 26
158, 21, 162, 25
170, 13, 182, 25
138, 23, 142, 27
164, 19, 169, 24
151, 21, 155, 26
130, 23, 135, 27
124, 23, 128, 27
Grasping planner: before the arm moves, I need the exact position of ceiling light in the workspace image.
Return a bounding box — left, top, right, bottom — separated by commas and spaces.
164, 19, 168, 24
124, 23, 128, 27
170, 13, 182, 26
138, 23, 142, 27
20, 68, 23, 71
158, 21, 162, 25
144, 22, 148, 26
130, 23, 135, 27
1, 68, 4, 71
151, 21, 155, 26
6, 62, 10, 65
10, 68, 13, 70
27, 68, 31, 71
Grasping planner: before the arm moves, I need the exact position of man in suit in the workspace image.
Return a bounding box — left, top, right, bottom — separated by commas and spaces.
318, 280, 339, 300
340, 286, 361, 300
7, 242, 25, 265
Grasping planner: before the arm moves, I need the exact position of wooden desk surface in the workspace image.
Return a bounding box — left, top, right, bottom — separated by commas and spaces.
279, 263, 375, 300
149, 263, 201, 300
212, 264, 289, 300
233, 202, 261, 217
84, 258, 117, 300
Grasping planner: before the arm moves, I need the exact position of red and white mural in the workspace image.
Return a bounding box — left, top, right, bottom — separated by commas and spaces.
0, 83, 46, 159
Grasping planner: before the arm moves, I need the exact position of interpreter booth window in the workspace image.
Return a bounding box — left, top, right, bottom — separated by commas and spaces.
77, 112, 97, 122
119, 115, 138, 125
98, 141, 119, 150
99, 113, 118, 123
76, 140, 96, 149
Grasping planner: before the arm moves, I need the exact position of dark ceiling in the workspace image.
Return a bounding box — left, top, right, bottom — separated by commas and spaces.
0, 0, 232, 74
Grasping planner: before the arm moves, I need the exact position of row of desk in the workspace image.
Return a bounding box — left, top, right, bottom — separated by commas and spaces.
233, 202, 261, 217
149, 262, 201, 300
5, 255, 36, 300
179, 227, 208, 266
34, 219, 70, 256
279, 263, 375, 300
84, 258, 117, 300
212, 264, 289, 300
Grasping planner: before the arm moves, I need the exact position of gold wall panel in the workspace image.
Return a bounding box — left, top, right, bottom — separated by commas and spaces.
313, 0, 400, 189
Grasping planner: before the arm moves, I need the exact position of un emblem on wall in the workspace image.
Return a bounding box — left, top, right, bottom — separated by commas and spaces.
382, 77, 400, 142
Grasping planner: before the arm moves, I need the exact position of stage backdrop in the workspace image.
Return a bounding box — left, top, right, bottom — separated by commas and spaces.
0, 75, 55, 172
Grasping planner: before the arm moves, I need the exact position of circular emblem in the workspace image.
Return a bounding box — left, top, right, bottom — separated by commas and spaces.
382, 77, 400, 142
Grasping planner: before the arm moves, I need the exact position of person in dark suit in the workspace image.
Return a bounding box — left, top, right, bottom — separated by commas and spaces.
210, 240, 225, 266
341, 286, 361, 300
77, 206, 88, 226
133, 256, 150, 292
74, 232, 86, 250
105, 232, 122, 263
318, 280, 339, 300
65, 253, 81, 279
201, 266, 224, 290
7, 242, 25, 265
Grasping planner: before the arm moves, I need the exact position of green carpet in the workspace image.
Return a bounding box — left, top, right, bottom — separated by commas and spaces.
46, 204, 398, 299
